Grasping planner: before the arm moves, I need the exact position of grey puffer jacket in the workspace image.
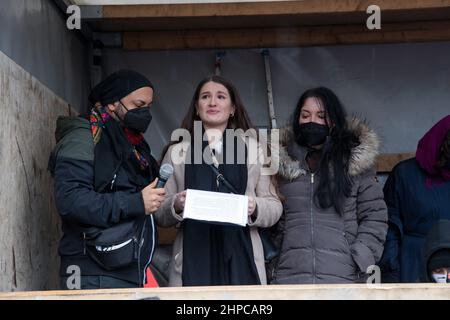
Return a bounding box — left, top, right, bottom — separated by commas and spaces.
271, 118, 388, 284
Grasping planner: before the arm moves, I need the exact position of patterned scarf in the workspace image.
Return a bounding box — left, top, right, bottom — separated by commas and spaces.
90, 108, 149, 171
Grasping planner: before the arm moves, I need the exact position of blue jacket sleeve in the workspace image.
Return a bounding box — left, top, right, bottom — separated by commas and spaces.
54, 157, 146, 228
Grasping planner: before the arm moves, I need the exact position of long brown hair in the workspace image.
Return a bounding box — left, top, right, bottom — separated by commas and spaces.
181, 75, 254, 133
160, 76, 283, 200
160, 75, 254, 161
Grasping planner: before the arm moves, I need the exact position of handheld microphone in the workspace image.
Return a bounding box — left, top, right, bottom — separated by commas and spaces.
156, 164, 174, 188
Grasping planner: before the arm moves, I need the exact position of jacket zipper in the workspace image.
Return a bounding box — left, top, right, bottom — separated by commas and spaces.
310, 173, 316, 284
83, 232, 86, 255
142, 215, 156, 286
98, 159, 123, 193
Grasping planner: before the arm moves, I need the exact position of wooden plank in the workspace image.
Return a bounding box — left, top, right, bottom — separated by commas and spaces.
377, 153, 415, 173
88, 7, 450, 32
123, 20, 450, 50
89, 0, 450, 33
103, 0, 450, 18
1, 283, 450, 300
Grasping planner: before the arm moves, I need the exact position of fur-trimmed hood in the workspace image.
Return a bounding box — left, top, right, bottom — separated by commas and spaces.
278, 118, 380, 180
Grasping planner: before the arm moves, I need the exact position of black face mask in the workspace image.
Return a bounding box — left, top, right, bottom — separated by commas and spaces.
296, 122, 330, 147
119, 102, 152, 133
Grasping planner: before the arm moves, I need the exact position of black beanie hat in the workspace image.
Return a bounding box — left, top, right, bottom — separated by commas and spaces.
89, 69, 154, 106
428, 249, 450, 273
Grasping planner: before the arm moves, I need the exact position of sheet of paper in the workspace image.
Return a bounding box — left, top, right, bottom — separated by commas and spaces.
183, 189, 249, 227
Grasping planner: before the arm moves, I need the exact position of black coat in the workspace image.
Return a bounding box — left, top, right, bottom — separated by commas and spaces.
48, 116, 158, 285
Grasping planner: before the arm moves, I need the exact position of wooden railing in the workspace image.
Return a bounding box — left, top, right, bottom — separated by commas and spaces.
0, 284, 449, 300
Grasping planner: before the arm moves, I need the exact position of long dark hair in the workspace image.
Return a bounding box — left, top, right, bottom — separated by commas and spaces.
292, 87, 359, 214
160, 75, 255, 161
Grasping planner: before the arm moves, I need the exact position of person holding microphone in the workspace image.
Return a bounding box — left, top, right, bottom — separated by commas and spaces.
49, 70, 165, 289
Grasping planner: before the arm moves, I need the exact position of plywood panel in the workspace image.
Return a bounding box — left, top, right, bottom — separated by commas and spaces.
0, 51, 74, 291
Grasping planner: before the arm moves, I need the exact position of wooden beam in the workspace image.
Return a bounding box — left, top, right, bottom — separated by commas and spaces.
123, 20, 450, 50
1, 283, 450, 300
377, 153, 415, 173
103, 0, 450, 18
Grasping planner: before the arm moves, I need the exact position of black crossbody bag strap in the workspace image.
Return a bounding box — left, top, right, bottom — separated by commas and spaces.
208, 163, 239, 194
